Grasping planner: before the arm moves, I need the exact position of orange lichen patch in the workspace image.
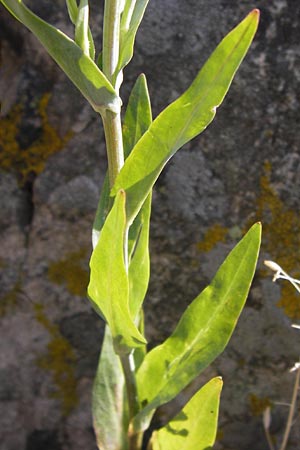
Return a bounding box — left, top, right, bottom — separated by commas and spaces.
196, 223, 228, 253
277, 285, 300, 319
0, 93, 72, 184
253, 162, 300, 318
34, 303, 78, 416
249, 393, 272, 416
47, 248, 89, 297
216, 428, 224, 441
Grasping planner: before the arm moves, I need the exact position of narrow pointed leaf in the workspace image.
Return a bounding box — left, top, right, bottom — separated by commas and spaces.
119, 0, 149, 72
1, 0, 120, 114
66, 0, 95, 59
128, 193, 151, 318
92, 327, 128, 450
88, 190, 146, 354
123, 73, 152, 159
112, 10, 259, 225
151, 377, 223, 450
75, 0, 91, 57
134, 223, 261, 431
92, 174, 111, 249
123, 74, 152, 317
66, 0, 78, 24
133, 310, 146, 371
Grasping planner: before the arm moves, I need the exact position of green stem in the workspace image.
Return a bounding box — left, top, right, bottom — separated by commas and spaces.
101, 0, 124, 187
103, 0, 121, 86
102, 111, 124, 188
120, 353, 143, 450
102, 3, 141, 449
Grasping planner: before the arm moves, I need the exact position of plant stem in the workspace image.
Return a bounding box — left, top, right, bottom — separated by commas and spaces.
102, 0, 124, 187
120, 353, 143, 450
120, 353, 139, 418
103, 0, 121, 86
102, 111, 124, 188
279, 365, 300, 450
102, 3, 142, 448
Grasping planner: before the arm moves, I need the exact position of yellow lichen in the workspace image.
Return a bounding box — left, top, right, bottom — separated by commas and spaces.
34, 303, 78, 416
0, 93, 72, 184
47, 248, 89, 297
248, 393, 272, 416
0, 279, 22, 317
196, 223, 228, 253
195, 162, 300, 319
253, 162, 300, 318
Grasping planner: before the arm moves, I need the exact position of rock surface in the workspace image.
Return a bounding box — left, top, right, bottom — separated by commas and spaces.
1, 1, 300, 449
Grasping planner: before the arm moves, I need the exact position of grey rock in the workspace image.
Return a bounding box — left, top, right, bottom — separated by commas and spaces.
48, 176, 99, 218
0, 173, 20, 229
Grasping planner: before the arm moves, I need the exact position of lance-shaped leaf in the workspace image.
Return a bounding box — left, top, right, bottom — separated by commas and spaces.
123, 73, 152, 160
66, 0, 95, 59
112, 10, 259, 225
128, 193, 151, 319
75, 0, 95, 59
66, 0, 78, 24
151, 377, 223, 450
1, 0, 120, 114
88, 190, 146, 354
122, 74, 152, 317
92, 174, 111, 249
118, 0, 149, 72
92, 327, 128, 450
133, 223, 261, 431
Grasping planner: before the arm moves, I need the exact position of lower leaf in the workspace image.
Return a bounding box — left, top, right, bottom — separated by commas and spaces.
134, 223, 261, 431
92, 327, 128, 450
150, 377, 223, 450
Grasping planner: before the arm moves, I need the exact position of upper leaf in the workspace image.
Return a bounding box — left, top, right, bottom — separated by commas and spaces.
118, 0, 149, 73
74, 0, 95, 59
151, 377, 223, 450
123, 73, 152, 160
92, 173, 111, 249
122, 74, 152, 317
88, 190, 146, 354
133, 223, 261, 431
1, 0, 120, 114
112, 10, 259, 225
66, 0, 95, 59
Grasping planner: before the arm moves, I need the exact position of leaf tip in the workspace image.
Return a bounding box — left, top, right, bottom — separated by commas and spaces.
249, 8, 260, 24
215, 376, 223, 388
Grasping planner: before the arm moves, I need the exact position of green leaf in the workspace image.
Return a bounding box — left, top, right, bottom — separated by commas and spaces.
1, 0, 120, 114
92, 174, 111, 249
151, 377, 223, 450
112, 10, 260, 225
75, 0, 92, 57
123, 74, 152, 317
88, 190, 146, 354
133, 310, 146, 371
66, 0, 78, 24
92, 327, 128, 450
128, 193, 151, 318
119, 0, 149, 72
123, 73, 152, 160
66, 0, 95, 59
134, 223, 261, 431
